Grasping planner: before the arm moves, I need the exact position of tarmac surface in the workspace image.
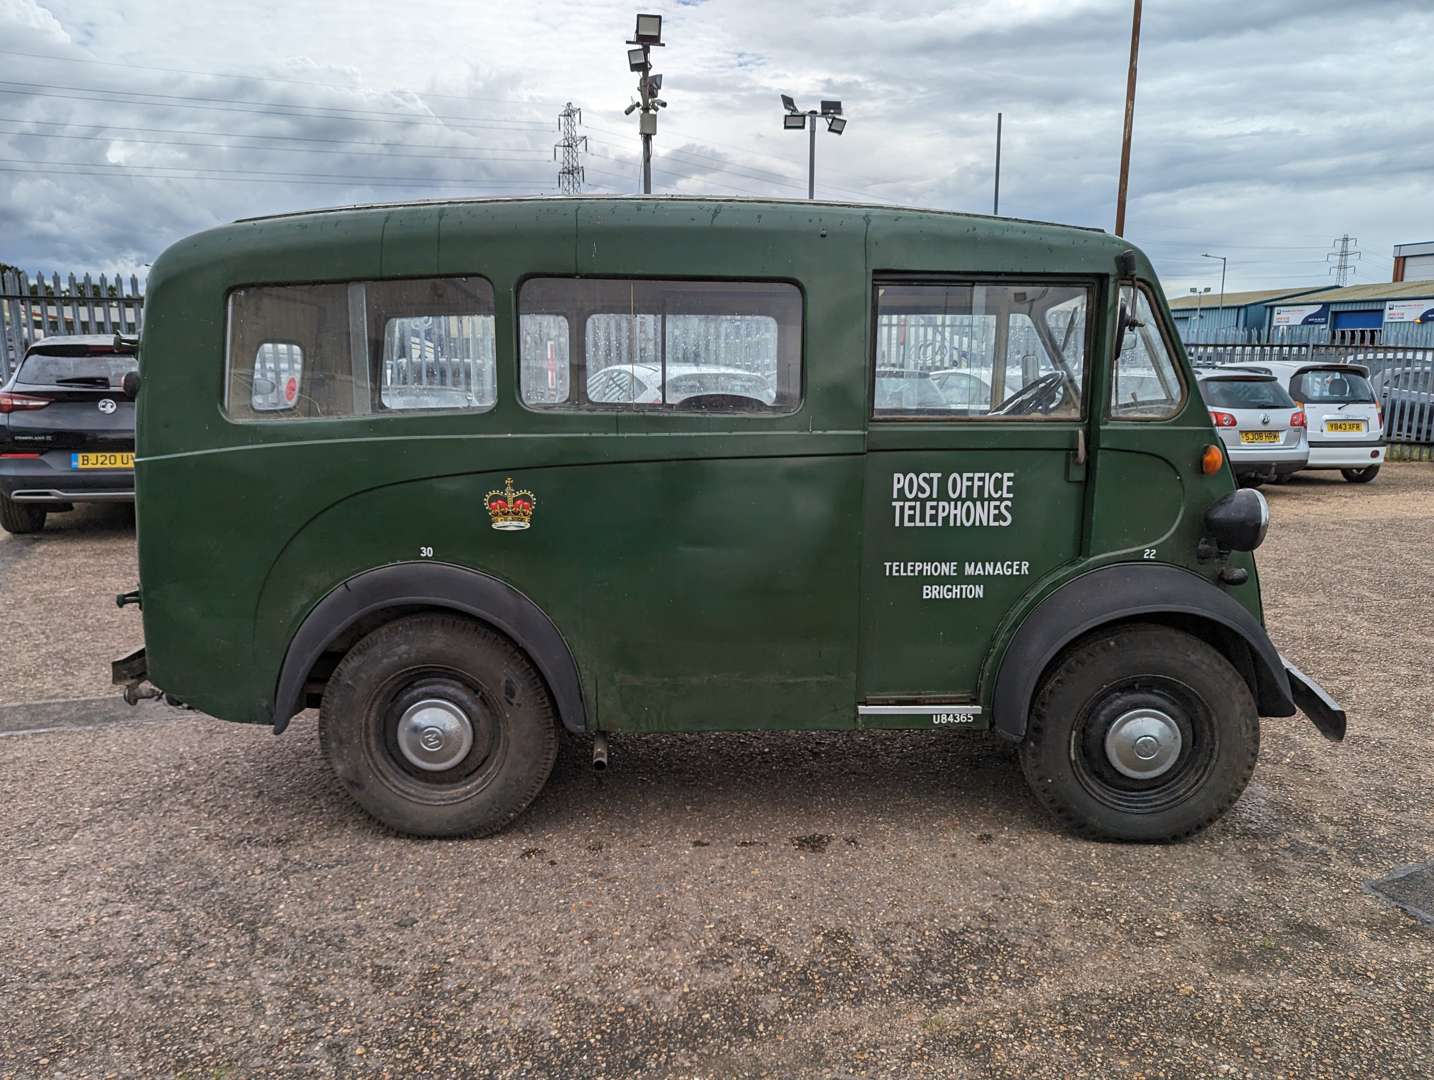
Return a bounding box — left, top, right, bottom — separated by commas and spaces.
1, 467, 1432, 1078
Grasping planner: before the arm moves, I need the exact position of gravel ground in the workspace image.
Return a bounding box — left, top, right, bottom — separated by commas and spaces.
1, 468, 1432, 1078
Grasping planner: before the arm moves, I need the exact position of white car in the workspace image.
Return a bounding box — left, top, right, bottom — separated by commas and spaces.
1196, 371, 1308, 485
586, 362, 775, 408
1215, 361, 1385, 483
929, 368, 992, 410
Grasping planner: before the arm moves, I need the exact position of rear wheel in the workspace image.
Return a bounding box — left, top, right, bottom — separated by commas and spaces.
1020, 624, 1259, 842
1341, 465, 1380, 483
319, 613, 559, 837
0, 496, 46, 535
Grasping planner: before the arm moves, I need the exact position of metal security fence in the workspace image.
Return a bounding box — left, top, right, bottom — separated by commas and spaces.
1186, 339, 1434, 462
0, 270, 145, 379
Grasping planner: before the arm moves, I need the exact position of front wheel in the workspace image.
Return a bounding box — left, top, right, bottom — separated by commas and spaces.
319, 613, 559, 837
1341, 465, 1380, 483
1020, 624, 1259, 842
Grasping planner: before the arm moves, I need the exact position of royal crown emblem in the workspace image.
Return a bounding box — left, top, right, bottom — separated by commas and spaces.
484, 477, 536, 531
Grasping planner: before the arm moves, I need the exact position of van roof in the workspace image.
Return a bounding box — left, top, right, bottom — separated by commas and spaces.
233, 194, 1106, 235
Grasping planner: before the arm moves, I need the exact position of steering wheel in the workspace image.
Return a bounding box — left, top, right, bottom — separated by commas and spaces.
991, 370, 1069, 416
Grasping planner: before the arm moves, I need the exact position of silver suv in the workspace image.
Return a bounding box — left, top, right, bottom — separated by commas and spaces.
1197, 371, 1308, 485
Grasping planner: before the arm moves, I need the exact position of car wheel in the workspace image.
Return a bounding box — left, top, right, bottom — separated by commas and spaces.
1019, 623, 1259, 842
0, 496, 47, 535
319, 613, 559, 837
1341, 465, 1380, 483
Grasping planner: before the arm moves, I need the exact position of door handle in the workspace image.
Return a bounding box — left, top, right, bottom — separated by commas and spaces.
1075, 427, 1087, 466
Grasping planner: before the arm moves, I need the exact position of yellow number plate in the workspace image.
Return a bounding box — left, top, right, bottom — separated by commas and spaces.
1325, 420, 1365, 433
1239, 431, 1280, 444
70, 452, 134, 469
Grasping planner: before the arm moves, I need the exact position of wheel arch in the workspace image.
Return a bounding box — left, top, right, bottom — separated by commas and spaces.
272, 562, 588, 735
990, 563, 1295, 741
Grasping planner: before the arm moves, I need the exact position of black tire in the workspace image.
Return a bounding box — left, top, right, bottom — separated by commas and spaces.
1020, 624, 1259, 842
0, 496, 46, 535
1341, 465, 1380, 483
319, 613, 559, 837
1236, 476, 1264, 489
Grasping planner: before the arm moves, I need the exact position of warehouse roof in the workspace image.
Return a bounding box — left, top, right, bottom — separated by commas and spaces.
1167, 286, 1328, 311
1269, 280, 1434, 305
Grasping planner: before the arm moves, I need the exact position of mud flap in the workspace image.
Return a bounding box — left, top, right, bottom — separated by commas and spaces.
1281, 655, 1346, 742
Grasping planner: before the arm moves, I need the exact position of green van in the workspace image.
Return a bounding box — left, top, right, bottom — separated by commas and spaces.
115, 197, 1345, 842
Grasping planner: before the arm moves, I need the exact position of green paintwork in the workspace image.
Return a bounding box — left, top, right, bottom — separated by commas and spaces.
133, 197, 1260, 734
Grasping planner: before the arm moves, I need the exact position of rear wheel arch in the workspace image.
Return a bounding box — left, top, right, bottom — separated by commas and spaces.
272, 562, 588, 736
989, 563, 1294, 741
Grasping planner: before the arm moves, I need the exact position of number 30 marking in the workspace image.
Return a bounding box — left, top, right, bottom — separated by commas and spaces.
419, 546, 434, 558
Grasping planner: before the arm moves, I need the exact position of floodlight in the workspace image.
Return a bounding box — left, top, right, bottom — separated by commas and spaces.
628, 47, 649, 72
827, 116, 846, 134
783, 113, 807, 130
781, 94, 797, 113
634, 13, 663, 44
820, 99, 843, 116
648, 73, 662, 92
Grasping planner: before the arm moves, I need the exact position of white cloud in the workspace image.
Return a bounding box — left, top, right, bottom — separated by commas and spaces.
0, 0, 1429, 295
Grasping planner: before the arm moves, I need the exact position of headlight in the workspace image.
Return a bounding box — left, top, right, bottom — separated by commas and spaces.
1204, 489, 1269, 552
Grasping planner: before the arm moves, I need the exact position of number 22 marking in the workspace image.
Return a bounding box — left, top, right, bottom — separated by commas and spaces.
1143, 548, 1157, 560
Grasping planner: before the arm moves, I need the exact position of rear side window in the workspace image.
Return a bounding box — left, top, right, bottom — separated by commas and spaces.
1200, 378, 1294, 410
518, 278, 801, 413
1111, 284, 1184, 419
1290, 369, 1374, 404
872, 282, 1089, 419
15, 351, 135, 389
225, 277, 496, 420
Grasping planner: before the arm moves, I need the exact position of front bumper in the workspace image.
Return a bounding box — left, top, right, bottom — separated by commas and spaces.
1281, 655, 1346, 741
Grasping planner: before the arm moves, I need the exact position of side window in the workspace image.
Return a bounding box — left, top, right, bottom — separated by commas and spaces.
518, 278, 802, 414
873, 282, 1088, 418
370, 277, 495, 412
1112, 284, 1185, 419
226, 276, 495, 420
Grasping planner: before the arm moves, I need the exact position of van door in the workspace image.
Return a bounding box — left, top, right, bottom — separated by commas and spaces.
857, 278, 1095, 728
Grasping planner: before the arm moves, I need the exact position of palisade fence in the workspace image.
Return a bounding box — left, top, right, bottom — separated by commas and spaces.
1184, 338, 1434, 462
0, 270, 145, 379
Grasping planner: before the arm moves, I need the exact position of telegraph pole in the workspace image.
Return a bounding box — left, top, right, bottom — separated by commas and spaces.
993, 112, 1002, 215
1327, 235, 1362, 286
554, 103, 587, 195
623, 14, 667, 195
1114, 0, 1142, 236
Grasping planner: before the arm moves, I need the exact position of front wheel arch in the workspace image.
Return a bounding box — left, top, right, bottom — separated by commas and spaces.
989, 564, 1294, 741
271, 562, 588, 736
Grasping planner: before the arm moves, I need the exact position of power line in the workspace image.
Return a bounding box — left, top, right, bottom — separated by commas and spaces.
0, 125, 549, 162
0, 48, 555, 111
0, 116, 547, 155
0, 83, 549, 131
0, 157, 553, 189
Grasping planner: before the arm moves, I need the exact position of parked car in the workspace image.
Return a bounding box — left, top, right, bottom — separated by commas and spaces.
586, 362, 775, 408
0, 334, 137, 534
873, 367, 946, 410
929, 367, 991, 410
1196, 371, 1308, 485
1369, 364, 1434, 446
1212, 361, 1385, 483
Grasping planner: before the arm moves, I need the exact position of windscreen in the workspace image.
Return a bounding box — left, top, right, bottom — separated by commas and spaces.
16, 352, 135, 388
1200, 378, 1294, 410
1291, 369, 1374, 404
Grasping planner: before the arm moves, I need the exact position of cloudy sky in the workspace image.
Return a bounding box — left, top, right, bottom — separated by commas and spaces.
1, 0, 1430, 295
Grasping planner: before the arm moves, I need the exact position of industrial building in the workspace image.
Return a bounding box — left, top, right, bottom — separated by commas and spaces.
1167, 286, 1327, 340
1264, 280, 1434, 342
1394, 241, 1434, 283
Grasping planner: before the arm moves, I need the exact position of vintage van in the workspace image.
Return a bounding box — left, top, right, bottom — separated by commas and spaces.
115, 197, 1345, 842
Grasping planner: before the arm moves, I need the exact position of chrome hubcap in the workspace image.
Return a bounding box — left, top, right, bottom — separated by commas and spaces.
1104, 707, 1182, 780
396, 698, 473, 772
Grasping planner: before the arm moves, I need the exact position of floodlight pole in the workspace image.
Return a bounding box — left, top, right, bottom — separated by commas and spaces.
1202, 252, 1227, 316
1115, 0, 1142, 236
642, 124, 653, 195
808, 113, 817, 199
625, 15, 666, 196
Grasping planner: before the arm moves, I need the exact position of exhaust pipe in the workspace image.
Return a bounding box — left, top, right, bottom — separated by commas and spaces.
592, 731, 609, 771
